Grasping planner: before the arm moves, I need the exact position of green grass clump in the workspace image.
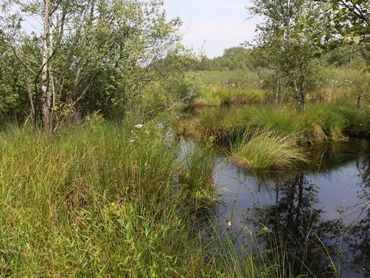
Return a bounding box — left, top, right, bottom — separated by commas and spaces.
0, 120, 220, 277
231, 131, 307, 169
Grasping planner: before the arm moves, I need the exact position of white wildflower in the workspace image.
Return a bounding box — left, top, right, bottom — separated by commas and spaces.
134, 124, 143, 129
227, 221, 232, 230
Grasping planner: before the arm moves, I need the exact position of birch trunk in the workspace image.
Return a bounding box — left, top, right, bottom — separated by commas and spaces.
41, 0, 53, 132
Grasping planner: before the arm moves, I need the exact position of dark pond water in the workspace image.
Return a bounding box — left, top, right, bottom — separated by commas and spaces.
181, 139, 369, 277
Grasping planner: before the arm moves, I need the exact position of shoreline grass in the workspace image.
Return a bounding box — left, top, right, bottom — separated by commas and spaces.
179, 99, 369, 170
231, 131, 307, 169
186, 101, 369, 143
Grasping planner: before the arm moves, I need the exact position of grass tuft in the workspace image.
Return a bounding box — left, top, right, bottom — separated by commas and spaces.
231, 130, 307, 169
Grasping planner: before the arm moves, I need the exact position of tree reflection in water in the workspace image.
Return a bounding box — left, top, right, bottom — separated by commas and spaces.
348, 153, 369, 277
204, 139, 369, 277
250, 166, 369, 277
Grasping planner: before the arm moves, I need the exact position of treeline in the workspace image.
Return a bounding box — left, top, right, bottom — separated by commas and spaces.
185, 47, 253, 71
186, 45, 369, 72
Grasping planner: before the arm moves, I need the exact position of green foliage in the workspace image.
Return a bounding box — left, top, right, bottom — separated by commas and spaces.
249, 0, 328, 107
316, 0, 370, 47
0, 1, 368, 276
162, 73, 204, 102
183, 46, 275, 75
0, 0, 182, 125
0, 33, 28, 119
206, 47, 253, 71
322, 44, 370, 66
136, 72, 204, 118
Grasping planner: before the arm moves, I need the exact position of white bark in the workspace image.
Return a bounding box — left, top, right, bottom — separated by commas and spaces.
41, 0, 53, 132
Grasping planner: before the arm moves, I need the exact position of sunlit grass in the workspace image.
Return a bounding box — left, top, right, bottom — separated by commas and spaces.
194, 86, 265, 107
179, 99, 369, 170
191, 101, 369, 144
231, 130, 307, 169
190, 70, 260, 86
0, 120, 218, 276
0, 119, 306, 277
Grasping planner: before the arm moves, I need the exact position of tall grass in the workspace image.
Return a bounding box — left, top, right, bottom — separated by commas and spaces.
194, 86, 265, 107
190, 70, 260, 86
179, 100, 369, 170
0, 119, 301, 277
231, 130, 307, 169
205, 228, 295, 278
0, 120, 215, 276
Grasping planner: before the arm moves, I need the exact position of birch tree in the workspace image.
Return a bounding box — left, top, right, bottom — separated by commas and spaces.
40, 0, 53, 131
250, 0, 326, 109
0, 0, 181, 130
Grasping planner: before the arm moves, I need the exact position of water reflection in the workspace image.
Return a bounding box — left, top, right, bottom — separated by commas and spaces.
213, 141, 369, 277
254, 174, 344, 277
348, 152, 369, 277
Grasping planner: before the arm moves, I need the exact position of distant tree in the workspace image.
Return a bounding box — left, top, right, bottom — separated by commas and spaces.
246, 47, 267, 80
211, 47, 251, 71
250, 0, 326, 109
197, 55, 213, 71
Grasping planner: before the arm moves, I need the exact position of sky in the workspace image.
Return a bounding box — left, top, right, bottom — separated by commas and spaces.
164, 0, 260, 58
